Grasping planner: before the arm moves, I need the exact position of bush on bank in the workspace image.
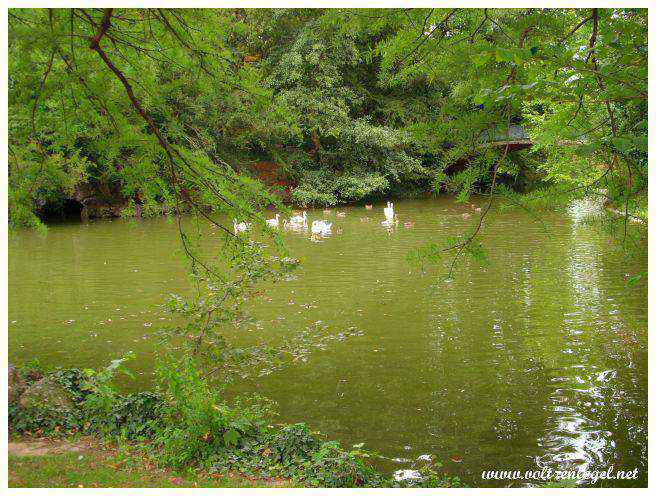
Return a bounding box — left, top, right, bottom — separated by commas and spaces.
8, 359, 460, 488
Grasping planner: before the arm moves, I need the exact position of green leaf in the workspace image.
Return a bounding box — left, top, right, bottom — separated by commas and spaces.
495, 48, 514, 62
612, 136, 633, 153
223, 428, 240, 446
627, 272, 645, 286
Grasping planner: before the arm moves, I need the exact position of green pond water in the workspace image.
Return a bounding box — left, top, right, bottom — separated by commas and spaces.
9, 197, 647, 486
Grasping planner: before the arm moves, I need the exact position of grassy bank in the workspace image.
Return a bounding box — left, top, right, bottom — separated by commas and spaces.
8, 437, 292, 488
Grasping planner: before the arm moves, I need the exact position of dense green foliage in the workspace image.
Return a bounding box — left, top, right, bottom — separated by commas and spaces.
8, 7, 648, 281
8, 7, 648, 283
9, 359, 459, 488
9, 8, 647, 225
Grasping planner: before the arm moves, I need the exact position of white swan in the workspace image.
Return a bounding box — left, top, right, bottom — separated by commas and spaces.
233, 219, 251, 234
382, 202, 397, 226
266, 214, 280, 228
311, 219, 332, 236
383, 201, 395, 221
289, 211, 307, 225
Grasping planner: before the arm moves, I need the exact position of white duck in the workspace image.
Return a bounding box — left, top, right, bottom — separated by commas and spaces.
266, 214, 280, 228
311, 219, 332, 236
233, 219, 251, 234
289, 211, 307, 225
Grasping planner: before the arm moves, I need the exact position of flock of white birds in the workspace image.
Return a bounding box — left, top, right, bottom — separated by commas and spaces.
233, 202, 401, 237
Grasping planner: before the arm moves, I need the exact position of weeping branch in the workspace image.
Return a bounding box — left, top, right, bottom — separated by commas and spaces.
86, 7, 248, 279
444, 141, 510, 279
31, 51, 55, 136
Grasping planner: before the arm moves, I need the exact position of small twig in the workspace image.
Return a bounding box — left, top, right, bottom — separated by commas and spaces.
559, 14, 594, 43
31, 51, 55, 135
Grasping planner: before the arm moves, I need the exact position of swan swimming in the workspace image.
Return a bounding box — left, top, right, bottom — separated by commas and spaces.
311, 219, 332, 236
266, 214, 280, 228
382, 202, 397, 226
289, 211, 307, 225
233, 219, 251, 234
383, 201, 395, 222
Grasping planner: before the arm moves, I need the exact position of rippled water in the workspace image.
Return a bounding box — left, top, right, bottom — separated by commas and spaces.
8, 197, 647, 486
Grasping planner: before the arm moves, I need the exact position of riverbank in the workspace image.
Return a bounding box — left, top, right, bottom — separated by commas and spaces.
9, 361, 460, 488
8, 437, 292, 488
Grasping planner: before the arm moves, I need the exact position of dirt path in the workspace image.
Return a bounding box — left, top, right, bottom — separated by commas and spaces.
9, 437, 99, 457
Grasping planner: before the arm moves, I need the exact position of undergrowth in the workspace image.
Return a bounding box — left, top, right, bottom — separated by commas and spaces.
9, 358, 460, 488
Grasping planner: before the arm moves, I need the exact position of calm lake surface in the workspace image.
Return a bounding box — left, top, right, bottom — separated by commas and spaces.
9, 197, 647, 486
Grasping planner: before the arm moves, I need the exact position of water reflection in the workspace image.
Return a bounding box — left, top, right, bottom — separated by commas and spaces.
8, 197, 647, 486
532, 203, 647, 485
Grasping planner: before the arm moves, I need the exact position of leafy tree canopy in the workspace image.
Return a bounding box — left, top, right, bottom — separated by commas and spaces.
8, 8, 647, 257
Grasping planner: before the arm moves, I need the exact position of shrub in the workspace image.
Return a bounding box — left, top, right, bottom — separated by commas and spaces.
9, 368, 83, 436
79, 355, 135, 435
291, 169, 338, 206
8, 403, 82, 435
92, 392, 164, 439
50, 368, 91, 405
8, 355, 463, 488
268, 423, 321, 464
152, 355, 271, 468
15, 359, 45, 385
9, 358, 136, 437
298, 440, 382, 487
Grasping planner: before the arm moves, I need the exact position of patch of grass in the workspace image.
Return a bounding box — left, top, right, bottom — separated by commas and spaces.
8, 452, 293, 488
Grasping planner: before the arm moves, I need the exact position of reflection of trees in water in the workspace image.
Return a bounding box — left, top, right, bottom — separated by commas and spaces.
536, 218, 606, 474
11, 201, 647, 485
532, 215, 647, 484
422, 213, 646, 485
422, 244, 557, 483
